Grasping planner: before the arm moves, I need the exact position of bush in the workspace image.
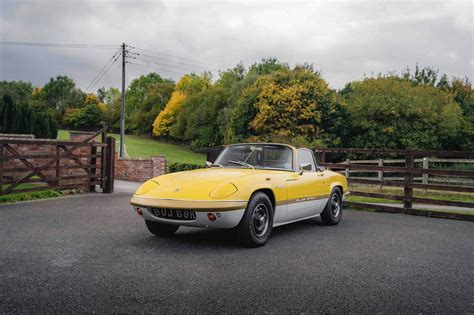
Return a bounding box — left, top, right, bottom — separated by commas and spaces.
167, 162, 203, 173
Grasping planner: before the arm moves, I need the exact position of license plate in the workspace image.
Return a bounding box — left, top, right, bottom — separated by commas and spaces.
151, 208, 196, 221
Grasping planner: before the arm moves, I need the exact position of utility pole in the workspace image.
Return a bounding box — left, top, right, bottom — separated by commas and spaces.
119, 43, 126, 158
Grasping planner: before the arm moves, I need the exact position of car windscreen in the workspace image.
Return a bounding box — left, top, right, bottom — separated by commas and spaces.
214, 144, 293, 171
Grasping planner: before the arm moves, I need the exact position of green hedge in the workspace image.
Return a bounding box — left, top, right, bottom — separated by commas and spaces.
167, 162, 203, 173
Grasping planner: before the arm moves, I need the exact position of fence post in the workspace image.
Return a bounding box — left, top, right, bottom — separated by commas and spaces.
0, 141, 3, 195
56, 144, 61, 187
345, 159, 350, 178
89, 145, 97, 192
103, 136, 115, 193
404, 154, 414, 212
422, 157, 429, 185
378, 158, 383, 189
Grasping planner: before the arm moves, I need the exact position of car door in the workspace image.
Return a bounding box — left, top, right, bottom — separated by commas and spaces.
285, 149, 328, 221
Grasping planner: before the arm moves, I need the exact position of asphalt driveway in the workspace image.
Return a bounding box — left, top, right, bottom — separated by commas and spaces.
0, 192, 473, 313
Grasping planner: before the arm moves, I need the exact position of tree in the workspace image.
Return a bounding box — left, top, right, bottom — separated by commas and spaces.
97, 87, 121, 131
63, 103, 102, 129
39, 75, 85, 120
0, 81, 33, 104
62, 93, 103, 129
152, 73, 211, 138
343, 77, 464, 150
448, 78, 473, 150
125, 73, 174, 134
0, 94, 57, 139
222, 59, 290, 143
152, 90, 187, 137
245, 65, 341, 146
171, 85, 229, 148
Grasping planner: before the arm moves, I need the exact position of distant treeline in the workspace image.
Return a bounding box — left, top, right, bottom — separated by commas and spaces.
0, 59, 472, 150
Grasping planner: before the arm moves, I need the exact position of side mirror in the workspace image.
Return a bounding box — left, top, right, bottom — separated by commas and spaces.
299, 163, 312, 175
317, 166, 326, 172
205, 161, 213, 168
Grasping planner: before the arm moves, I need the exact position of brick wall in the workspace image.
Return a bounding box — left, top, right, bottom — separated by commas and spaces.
114, 153, 166, 182
2, 131, 167, 188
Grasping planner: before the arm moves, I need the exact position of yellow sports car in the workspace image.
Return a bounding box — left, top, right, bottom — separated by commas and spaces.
131, 143, 348, 247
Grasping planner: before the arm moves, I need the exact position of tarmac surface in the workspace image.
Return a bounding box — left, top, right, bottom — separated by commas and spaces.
1, 191, 473, 313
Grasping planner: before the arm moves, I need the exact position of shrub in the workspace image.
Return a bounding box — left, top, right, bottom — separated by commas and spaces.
167, 162, 203, 173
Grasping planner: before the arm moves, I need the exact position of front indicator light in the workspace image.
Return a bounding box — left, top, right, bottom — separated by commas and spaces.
207, 213, 217, 221
134, 207, 143, 216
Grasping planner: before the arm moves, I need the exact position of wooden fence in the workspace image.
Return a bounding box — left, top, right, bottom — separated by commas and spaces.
0, 127, 115, 196
314, 148, 474, 221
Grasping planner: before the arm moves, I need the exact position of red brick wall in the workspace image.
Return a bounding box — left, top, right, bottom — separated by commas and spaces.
114, 153, 166, 182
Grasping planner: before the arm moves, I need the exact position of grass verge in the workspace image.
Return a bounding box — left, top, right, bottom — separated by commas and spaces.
58, 130, 206, 165
0, 189, 62, 204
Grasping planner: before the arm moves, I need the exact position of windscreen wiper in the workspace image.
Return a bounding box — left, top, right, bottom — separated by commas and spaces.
227, 160, 255, 169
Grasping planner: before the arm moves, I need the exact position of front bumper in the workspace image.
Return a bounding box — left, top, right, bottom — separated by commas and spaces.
130, 195, 247, 211
134, 206, 245, 229
130, 196, 248, 229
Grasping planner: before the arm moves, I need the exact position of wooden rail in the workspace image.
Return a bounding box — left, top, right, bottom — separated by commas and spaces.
314, 148, 474, 221
0, 126, 115, 196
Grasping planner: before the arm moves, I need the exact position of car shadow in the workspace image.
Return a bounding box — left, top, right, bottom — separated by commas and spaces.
132, 217, 329, 250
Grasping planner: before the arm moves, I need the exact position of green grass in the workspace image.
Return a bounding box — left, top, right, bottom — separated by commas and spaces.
348, 184, 474, 203
346, 195, 399, 204
58, 130, 206, 165
346, 183, 474, 216
57, 129, 70, 140
1, 183, 62, 204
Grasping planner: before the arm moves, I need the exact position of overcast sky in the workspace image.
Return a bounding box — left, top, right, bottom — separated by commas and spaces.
0, 0, 472, 91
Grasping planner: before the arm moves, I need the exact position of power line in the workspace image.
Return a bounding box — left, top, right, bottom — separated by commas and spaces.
86, 51, 122, 93
0, 40, 119, 49
85, 48, 122, 92
134, 57, 208, 73
133, 46, 222, 69
128, 61, 184, 75
136, 52, 219, 71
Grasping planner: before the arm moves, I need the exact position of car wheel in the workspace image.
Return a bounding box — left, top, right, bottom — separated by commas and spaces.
237, 192, 273, 247
145, 220, 179, 236
321, 187, 343, 225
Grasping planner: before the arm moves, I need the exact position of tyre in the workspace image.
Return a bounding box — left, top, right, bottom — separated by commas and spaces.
237, 192, 274, 247
145, 220, 179, 236
321, 187, 343, 225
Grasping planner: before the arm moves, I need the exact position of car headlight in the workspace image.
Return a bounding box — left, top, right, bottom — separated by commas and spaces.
134, 180, 159, 195
209, 182, 238, 199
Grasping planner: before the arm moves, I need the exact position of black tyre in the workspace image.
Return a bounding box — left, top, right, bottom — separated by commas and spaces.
237, 192, 274, 247
320, 188, 343, 225
145, 220, 179, 236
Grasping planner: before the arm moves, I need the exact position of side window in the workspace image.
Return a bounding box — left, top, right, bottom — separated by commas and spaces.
296, 149, 316, 172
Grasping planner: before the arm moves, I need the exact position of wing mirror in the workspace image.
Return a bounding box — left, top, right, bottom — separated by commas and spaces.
299, 163, 312, 175
205, 161, 213, 168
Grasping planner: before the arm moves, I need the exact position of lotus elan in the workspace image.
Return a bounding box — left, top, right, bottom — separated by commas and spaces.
131, 143, 348, 247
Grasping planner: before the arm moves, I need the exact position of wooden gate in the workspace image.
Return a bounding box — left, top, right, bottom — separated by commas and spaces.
0, 128, 115, 196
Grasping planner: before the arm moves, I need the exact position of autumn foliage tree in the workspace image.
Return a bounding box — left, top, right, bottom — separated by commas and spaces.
246, 65, 343, 146
152, 73, 211, 138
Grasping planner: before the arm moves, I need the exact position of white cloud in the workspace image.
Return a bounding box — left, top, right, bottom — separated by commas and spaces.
0, 0, 472, 90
